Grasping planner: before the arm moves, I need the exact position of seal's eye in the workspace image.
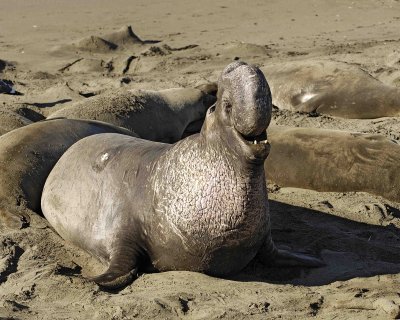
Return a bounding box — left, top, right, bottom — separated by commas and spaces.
208, 104, 216, 113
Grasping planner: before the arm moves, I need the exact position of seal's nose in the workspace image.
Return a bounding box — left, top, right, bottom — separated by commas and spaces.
223, 63, 272, 138
232, 85, 271, 138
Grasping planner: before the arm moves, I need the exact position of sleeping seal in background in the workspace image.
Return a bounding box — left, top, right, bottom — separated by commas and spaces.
261, 60, 400, 119
41, 61, 323, 289
0, 119, 137, 229
48, 87, 216, 143
266, 126, 400, 203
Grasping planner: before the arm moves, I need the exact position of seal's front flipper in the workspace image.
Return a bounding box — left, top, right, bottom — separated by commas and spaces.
270, 248, 325, 267
89, 267, 138, 290
89, 241, 141, 290
0, 206, 30, 229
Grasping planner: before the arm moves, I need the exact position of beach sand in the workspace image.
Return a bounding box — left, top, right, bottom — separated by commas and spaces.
1, 0, 400, 318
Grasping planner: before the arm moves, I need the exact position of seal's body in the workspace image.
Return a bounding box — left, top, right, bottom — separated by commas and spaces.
261, 60, 400, 119
42, 62, 323, 289
0, 119, 137, 229
43, 133, 268, 276
266, 126, 400, 202
48, 88, 216, 143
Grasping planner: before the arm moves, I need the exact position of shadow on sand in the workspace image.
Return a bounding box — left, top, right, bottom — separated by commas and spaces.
232, 200, 400, 286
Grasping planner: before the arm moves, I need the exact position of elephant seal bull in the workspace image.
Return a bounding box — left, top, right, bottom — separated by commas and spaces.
261, 60, 400, 119
0, 119, 137, 229
266, 126, 400, 203
48, 87, 216, 143
41, 61, 323, 289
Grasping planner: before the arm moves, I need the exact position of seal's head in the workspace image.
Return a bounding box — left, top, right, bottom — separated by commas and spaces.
202, 61, 272, 163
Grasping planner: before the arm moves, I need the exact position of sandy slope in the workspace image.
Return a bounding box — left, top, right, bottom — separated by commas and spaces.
1, 0, 400, 319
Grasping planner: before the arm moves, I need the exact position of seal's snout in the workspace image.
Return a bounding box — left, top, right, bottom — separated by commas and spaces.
215, 61, 272, 161
218, 61, 272, 139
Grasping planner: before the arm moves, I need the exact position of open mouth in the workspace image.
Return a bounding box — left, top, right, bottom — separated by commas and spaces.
241, 131, 268, 145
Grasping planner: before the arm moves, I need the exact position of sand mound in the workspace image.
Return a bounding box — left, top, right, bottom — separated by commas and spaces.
28, 71, 57, 80
214, 42, 271, 59
123, 56, 160, 74
102, 25, 153, 47
0, 110, 32, 135
59, 42, 200, 75
20, 83, 84, 117
141, 45, 173, 57
50, 26, 159, 56
75, 36, 117, 53
3, 104, 45, 123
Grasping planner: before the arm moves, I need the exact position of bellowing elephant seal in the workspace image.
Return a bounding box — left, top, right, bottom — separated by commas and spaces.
48, 87, 216, 143
266, 126, 400, 203
261, 60, 400, 119
0, 119, 137, 229
41, 61, 323, 289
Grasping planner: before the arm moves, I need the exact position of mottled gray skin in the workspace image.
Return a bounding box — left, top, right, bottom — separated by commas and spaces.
261, 60, 400, 119
266, 126, 400, 202
0, 119, 137, 229
48, 88, 216, 143
42, 62, 323, 289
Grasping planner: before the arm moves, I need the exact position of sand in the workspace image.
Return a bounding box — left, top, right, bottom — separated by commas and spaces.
1, 0, 400, 319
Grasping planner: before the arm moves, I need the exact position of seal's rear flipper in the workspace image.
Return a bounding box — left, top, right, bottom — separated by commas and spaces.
89, 267, 138, 290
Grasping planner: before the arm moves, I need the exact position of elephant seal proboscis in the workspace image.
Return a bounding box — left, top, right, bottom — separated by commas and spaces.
261, 60, 400, 119
0, 119, 137, 229
266, 125, 400, 202
48, 87, 216, 143
41, 61, 323, 289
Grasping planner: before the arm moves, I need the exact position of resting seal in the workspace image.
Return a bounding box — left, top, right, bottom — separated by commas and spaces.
266, 126, 400, 202
41, 62, 323, 289
261, 60, 400, 119
48, 87, 216, 143
0, 119, 137, 229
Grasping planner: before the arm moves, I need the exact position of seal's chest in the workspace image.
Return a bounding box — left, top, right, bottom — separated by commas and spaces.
153, 184, 268, 274
150, 142, 269, 273
158, 165, 268, 250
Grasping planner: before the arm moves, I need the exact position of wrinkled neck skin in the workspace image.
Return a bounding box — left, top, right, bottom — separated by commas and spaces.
151, 107, 268, 255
